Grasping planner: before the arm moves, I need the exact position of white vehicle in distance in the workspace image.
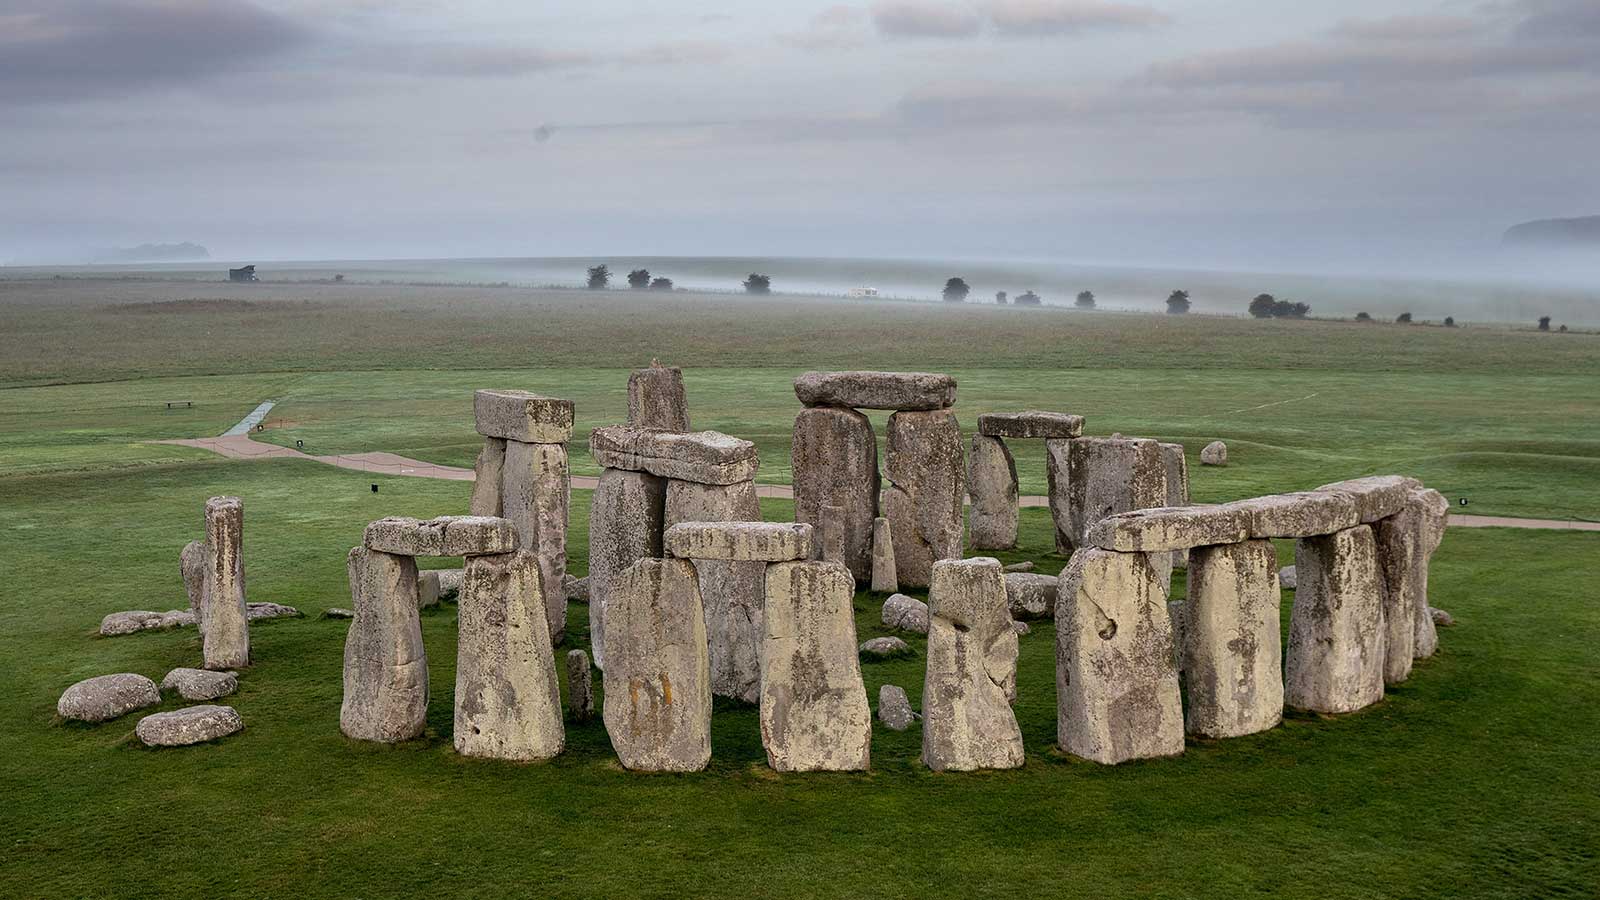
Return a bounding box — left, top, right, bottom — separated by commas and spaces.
847, 287, 879, 298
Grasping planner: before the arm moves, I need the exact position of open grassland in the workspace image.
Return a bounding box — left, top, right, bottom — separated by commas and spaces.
1, 459, 1596, 899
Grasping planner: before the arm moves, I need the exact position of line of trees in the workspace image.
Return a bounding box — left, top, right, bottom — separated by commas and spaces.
585, 264, 770, 294
1248, 293, 1310, 318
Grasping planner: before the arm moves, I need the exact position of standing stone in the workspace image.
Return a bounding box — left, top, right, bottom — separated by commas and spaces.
566, 649, 593, 721
761, 561, 872, 772
502, 440, 570, 643
870, 517, 898, 593
455, 551, 564, 761
666, 479, 764, 703
922, 558, 1023, 771
202, 496, 250, 670
1373, 506, 1421, 685
791, 406, 879, 581
1412, 488, 1449, 659
1044, 439, 1074, 554
601, 559, 712, 771
180, 539, 208, 633
1200, 440, 1228, 466
417, 570, 442, 609
469, 437, 507, 517
587, 468, 666, 671
883, 409, 965, 588
1159, 442, 1190, 570
340, 547, 427, 743
1056, 548, 1183, 764
1285, 525, 1385, 714
1065, 437, 1168, 549
627, 364, 691, 431
818, 504, 846, 565
967, 434, 1019, 550
1183, 540, 1283, 737
878, 684, 918, 731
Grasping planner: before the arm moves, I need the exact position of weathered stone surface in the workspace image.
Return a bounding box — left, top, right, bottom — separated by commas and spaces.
1314, 475, 1423, 524
245, 601, 300, 621
135, 705, 243, 747
627, 364, 691, 432
564, 574, 589, 603
794, 370, 956, 411
57, 674, 160, 723
502, 440, 570, 642
436, 569, 463, 598
922, 558, 1023, 771
881, 593, 929, 634
602, 559, 712, 771
587, 468, 666, 671
473, 389, 574, 444
202, 496, 250, 671
1056, 548, 1183, 764
1221, 491, 1361, 540
1183, 540, 1283, 737
870, 517, 898, 593
1044, 439, 1074, 554
1200, 440, 1228, 466
859, 636, 911, 657
1088, 505, 1250, 552
1166, 600, 1186, 671
1412, 488, 1450, 659
324, 608, 355, 619
417, 570, 442, 609
1002, 560, 1035, 573
792, 406, 879, 580
1004, 572, 1058, 619
883, 409, 965, 588
977, 411, 1084, 440
818, 504, 847, 565
1373, 504, 1422, 685
1285, 525, 1385, 714
1430, 606, 1454, 627
340, 547, 427, 743
469, 437, 506, 517
968, 434, 1019, 550
878, 684, 918, 731
566, 649, 593, 720
180, 539, 208, 632
1159, 443, 1189, 507
590, 426, 759, 485
664, 521, 812, 562
1064, 438, 1168, 550
363, 515, 519, 558
455, 551, 564, 761
1279, 565, 1297, 589
160, 667, 238, 701
1011, 619, 1031, 636
666, 479, 765, 703
761, 561, 872, 772
100, 609, 195, 636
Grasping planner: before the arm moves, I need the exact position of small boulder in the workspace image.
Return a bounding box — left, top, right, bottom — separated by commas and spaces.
859, 636, 912, 658
99, 609, 196, 636
1200, 441, 1228, 466
1011, 620, 1031, 636
564, 574, 590, 603
881, 594, 929, 634
1430, 606, 1454, 627
323, 607, 355, 619
246, 602, 301, 621
135, 705, 244, 747
1278, 565, 1297, 590
1004, 572, 1058, 619
1001, 561, 1035, 573
877, 684, 919, 731
58, 674, 161, 723
160, 668, 238, 701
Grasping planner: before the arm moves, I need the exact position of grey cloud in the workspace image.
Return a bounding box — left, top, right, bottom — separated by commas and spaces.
778, 4, 871, 49
1514, 0, 1600, 40
1326, 14, 1485, 42
871, 2, 983, 38
410, 46, 598, 77
985, 1, 1169, 35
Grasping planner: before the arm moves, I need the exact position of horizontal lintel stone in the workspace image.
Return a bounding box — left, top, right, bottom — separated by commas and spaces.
1087, 505, 1250, 552
664, 521, 813, 562
794, 371, 956, 411
473, 390, 575, 443
977, 411, 1085, 439
363, 515, 519, 557
589, 426, 759, 485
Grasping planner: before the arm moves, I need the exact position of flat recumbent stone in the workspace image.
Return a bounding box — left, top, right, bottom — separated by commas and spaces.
793, 370, 956, 411
589, 426, 759, 485
663, 521, 813, 562
363, 516, 518, 557
473, 389, 575, 444
135, 705, 244, 747
976, 411, 1084, 440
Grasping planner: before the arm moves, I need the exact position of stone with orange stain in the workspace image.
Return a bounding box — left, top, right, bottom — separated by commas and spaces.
601, 558, 711, 771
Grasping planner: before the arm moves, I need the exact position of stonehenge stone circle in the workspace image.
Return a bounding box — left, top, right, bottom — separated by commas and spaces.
977, 411, 1084, 440
922, 558, 1024, 771
1182, 540, 1283, 737
794, 370, 957, 411
881, 593, 930, 634
791, 406, 879, 580
627, 363, 691, 432
877, 684, 918, 731
1200, 440, 1228, 466
1056, 547, 1184, 764
57, 674, 161, 723
455, 550, 564, 761
870, 517, 898, 593
1003, 571, 1058, 620
601, 559, 712, 772
883, 408, 965, 588
665, 479, 765, 703
663, 521, 812, 562
967, 433, 1019, 550
135, 705, 244, 747
340, 546, 428, 743
160, 668, 238, 701
1285, 525, 1385, 714
760, 561, 872, 772
501, 439, 571, 641
590, 425, 760, 485
473, 390, 575, 445
202, 496, 250, 671
586, 467, 666, 671
566, 649, 594, 721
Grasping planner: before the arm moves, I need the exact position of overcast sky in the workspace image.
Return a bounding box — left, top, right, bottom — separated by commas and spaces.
3, 0, 1598, 270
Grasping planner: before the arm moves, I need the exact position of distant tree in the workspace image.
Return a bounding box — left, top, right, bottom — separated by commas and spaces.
1249, 293, 1277, 318
1355, 311, 1372, 321
1282, 300, 1311, 319
649, 276, 673, 291
744, 273, 771, 295
1166, 289, 1191, 315
1396, 312, 1413, 324
995, 291, 1008, 305
586, 265, 611, 290
1559, 324, 1569, 333
942, 277, 971, 303
627, 268, 651, 289
1015, 290, 1042, 306
1538, 316, 1551, 331
1444, 316, 1456, 327
1076, 290, 1096, 309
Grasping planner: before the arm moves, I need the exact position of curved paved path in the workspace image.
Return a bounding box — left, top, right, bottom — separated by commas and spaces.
155, 433, 1600, 532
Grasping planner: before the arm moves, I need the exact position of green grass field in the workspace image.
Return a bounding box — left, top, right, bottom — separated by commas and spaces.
1, 278, 1598, 898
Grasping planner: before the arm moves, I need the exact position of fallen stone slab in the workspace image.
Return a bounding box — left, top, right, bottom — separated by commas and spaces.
589, 426, 759, 485
968, 433, 1019, 550
323, 608, 354, 619
1314, 475, 1423, 524
881, 593, 929, 634
1285, 525, 1385, 714
202, 496, 250, 671
663, 521, 813, 562
160, 668, 238, 701
1002, 561, 1035, 573
977, 411, 1084, 440
1183, 540, 1283, 738
245, 602, 301, 621
859, 636, 912, 658
340, 547, 428, 743
1221, 491, 1360, 540
455, 550, 564, 761
602, 559, 712, 772
469, 437, 506, 517
628, 364, 691, 432
794, 370, 956, 411
792, 406, 880, 580
870, 516, 898, 593
761, 561, 872, 772
100, 609, 196, 636
566, 649, 593, 721
58, 674, 161, 723
923, 558, 1023, 771
473, 389, 574, 444
363, 516, 519, 558
135, 705, 243, 747
1200, 440, 1227, 466
878, 684, 918, 731
1004, 572, 1058, 619
1087, 505, 1250, 553
587, 468, 666, 671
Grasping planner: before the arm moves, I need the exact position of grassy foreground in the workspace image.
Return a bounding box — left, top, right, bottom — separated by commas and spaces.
2, 458, 1597, 899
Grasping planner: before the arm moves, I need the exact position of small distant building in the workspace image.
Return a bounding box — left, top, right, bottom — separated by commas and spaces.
228, 265, 257, 283
847, 287, 879, 298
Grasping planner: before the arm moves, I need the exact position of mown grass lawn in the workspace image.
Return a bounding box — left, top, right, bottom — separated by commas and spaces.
2, 458, 1596, 899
